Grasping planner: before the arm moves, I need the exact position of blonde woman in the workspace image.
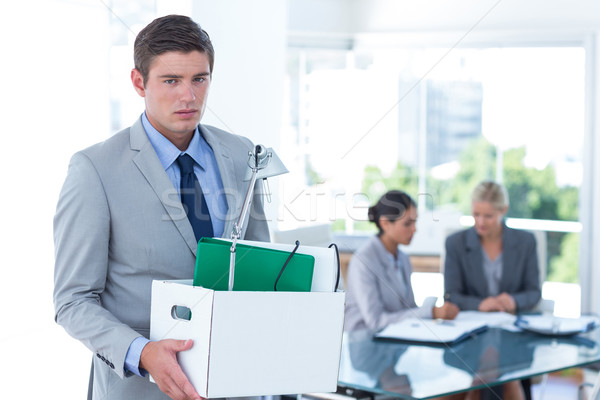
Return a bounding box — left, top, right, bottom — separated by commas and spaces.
443, 181, 541, 400
444, 181, 541, 313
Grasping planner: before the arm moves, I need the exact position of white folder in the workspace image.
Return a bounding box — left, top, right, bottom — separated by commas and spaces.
222, 238, 340, 292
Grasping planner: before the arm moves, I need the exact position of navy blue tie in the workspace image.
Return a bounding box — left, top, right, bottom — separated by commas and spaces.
176, 154, 213, 242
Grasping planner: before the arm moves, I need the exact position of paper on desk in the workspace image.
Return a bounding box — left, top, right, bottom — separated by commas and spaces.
515, 314, 600, 336
375, 318, 487, 344
455, 311, 520, 332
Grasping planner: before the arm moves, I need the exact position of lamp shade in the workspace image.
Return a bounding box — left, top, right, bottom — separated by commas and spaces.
243, 147, 288, 181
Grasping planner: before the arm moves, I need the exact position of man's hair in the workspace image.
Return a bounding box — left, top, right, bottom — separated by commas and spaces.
134, 14, 215, 85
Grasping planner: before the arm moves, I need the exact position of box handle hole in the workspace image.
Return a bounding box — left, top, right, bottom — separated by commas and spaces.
171, 305, 192, 321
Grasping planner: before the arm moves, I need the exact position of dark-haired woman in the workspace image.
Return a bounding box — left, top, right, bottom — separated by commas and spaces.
344, 190, 458, 332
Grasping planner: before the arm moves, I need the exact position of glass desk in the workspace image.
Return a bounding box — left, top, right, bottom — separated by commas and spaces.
338, 328, 600, 399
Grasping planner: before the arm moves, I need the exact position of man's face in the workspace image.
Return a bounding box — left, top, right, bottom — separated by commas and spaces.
131, 50, 211, 144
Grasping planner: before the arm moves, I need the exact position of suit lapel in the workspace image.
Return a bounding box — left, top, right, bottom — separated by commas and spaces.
201, 125, 241, 238
465, 228, 488, 297
129, 119, 198, 256
499, 224, 516, 291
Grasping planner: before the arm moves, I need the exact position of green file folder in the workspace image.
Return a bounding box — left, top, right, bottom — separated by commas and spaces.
193, 238, 315, 292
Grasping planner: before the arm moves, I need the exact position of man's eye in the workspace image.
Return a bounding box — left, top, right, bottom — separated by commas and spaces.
194, 77, 205, 83
164, 79, 176, 84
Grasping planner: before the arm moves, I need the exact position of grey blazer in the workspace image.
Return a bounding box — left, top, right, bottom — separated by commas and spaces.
53, 117, 269, 400
443, 224, 541, 312
344, 236, 432, 332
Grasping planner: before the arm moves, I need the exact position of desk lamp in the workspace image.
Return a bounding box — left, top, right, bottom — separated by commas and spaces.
228, 144, 288, 291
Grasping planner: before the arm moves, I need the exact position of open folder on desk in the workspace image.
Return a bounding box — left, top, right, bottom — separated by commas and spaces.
193, 238, 315, 292
515, 314, 600, 336
375, 318, 488, 345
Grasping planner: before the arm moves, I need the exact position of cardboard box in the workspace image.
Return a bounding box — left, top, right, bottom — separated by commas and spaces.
150, 279, 346, 398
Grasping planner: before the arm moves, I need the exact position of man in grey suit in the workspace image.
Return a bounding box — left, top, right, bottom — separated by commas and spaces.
53, 15, 269, 400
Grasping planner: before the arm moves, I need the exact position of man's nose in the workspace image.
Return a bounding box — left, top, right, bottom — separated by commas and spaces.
179, 84, 196, 102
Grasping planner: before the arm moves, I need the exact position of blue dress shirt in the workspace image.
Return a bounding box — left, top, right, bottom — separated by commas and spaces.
124, 113, 228, 376
142, 112, 228, 237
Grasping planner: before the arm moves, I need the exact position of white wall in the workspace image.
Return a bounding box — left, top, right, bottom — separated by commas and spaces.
1, 1, 111, 398
192, 0, 287, 231
287, 0, 357, 35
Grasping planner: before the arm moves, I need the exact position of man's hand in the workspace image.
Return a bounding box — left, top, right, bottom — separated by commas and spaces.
140, 339, 204, 400
433, 301, 459, 320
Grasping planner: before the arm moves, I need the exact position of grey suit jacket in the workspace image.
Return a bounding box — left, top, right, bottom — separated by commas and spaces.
344, 236, 433, 332
443, 224, 541, 312
53, 117, 270, 399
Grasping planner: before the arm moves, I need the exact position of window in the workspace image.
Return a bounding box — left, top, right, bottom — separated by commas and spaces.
283, 44, 585, 316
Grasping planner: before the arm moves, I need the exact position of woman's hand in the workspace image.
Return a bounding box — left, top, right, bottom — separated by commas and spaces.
433, 301, 460, 320
496, 292, 516, 313
478, 293, 516, 313
478, 296, 505, 312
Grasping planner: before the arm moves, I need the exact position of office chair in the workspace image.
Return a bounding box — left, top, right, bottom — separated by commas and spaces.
578, 363, 600, 400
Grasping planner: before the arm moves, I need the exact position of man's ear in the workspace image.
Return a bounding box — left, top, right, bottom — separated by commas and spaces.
131, 69, 146, 97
